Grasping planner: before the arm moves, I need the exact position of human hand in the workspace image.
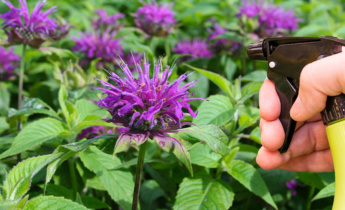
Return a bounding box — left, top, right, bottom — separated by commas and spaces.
256, 51, 345, 172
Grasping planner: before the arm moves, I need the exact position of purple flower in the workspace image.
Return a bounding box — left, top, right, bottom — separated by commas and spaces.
92, 9, 124, 32
72, 31, 123, 67
0, 0, 58, 48
122, 53, 143, 68
237, 0, 301, 37
134, 2, 175, 37
49, 16, 71, 41
95, 58, 204, 163
173, 39, 213, 59
78, 126, 112, 140
207, 23, 242, 55
0, 46, 20, 81
286, 180, 298, 196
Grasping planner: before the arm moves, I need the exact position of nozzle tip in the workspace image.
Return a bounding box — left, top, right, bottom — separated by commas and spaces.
247, 40, 266, 60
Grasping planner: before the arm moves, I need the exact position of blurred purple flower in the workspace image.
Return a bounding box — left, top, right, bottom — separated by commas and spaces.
286, 180, 298, 196
92, 9, 124, 32
49, 16, 71, 41
95, 58, 204, 154
237, 0, 301, 37
173, 39, 213, 59
0, 46, 20, 81
134, 2, 175, 37
208, 23, 242, 55
0, 0, 58, 48
122, 53, 143, 68
72, 31, 123, 67
78, 126, 106, 140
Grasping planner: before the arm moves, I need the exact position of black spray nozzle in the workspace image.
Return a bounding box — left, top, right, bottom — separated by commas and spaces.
247, 40, 266, 60
247, 36, 345, 153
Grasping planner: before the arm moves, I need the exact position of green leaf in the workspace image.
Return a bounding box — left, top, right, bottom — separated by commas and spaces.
227, 160, 277, 209
189, 144, 222, 168
59, 85, 70, 127
0, 118, 66, 159
258, 169, 296, 195
193, 95, 235, 126
46, 134, 117, 185
40, 47, 78, 60
9, 97, 60, 119
140, 180, 165, 210
153, 135, 193, 176
3, 153, 62, 200
297, 172, 325, 189
238, 81, 262, 104
79, 146, 134, 209
312, 182, 335, 201
174, 175, 234, 210
0, 200, 20, 209
184, 64, 234, 102
241, 70, 267, 82
0, 83, 10, 116
178, 125, 229, 156
81, 195, 111, 209
0, 117, 9, 134
23, 196, 88, 210
75, 99, 105, 123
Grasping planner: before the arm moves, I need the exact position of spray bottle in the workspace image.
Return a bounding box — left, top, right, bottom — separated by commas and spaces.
247, 36, 345, 209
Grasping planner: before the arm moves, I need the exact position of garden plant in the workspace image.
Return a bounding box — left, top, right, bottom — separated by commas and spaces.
0, 0, 343, 209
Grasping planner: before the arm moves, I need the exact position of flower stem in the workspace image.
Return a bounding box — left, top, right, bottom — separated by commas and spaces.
132, 141, 147, 210
17, 44, 27, 162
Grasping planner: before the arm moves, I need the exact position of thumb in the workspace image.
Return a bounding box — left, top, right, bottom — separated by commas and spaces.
290, 51, 345, 121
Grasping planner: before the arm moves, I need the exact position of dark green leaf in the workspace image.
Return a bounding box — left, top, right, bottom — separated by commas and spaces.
80, 146, 134, 210
297, 172, 325, 189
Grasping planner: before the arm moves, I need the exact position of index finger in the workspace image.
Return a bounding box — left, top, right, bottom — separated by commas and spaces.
259, 78, 280, 121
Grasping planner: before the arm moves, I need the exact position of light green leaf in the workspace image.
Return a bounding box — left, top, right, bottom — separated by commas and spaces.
80, 146, 134, 210
174, 175, 234, 210
3, 153, 62, 200
193, 95, 235, 126
238, 81, 262, 104
59, 85, 70, 127
72, 120, 116, 134
0, 83, 10, 116
312, 182, 335, 201
178, 125, 229, 156
75, 99, 107, 123
227, 160, 277, 209
0, 118, 66, 159
0, 200, 20, 209
23, 196, 88, 210
184, 64, 234, 102
241, 70, 267, 82
189, 144, 222, 168
40, 47, 78, 59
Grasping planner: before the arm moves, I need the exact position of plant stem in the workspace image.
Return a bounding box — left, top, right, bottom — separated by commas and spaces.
17, 44, 27, 162
132, 141, 148, 210
69, 158, 78, 200
17, 44, 27, 131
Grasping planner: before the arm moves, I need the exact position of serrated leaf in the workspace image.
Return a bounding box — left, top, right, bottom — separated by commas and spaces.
193, 95, 235, 126
0, 118, 66, 159
184, 64, 235, 102
227, 160, 277, 209
9, 97, 60, 119
153, 134, 193, 176
189, 144, 222, 168
312, 182, 335, 201
46, 134, 117, 184
174, 175, 234, 210
79, 146, 134, 209
3, 153, 62, 200
178, 125, 229, 156
23, 196, 88, 210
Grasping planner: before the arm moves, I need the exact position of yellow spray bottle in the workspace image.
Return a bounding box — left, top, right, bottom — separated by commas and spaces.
247, 36, 345, 209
